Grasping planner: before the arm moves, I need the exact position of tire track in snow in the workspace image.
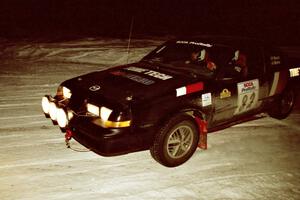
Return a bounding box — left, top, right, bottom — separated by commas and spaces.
0, 102, 40, 108
0, 114, 44, 120
0, 120, 48, 128
0, 96, 43, 102
0, 138, 63, 149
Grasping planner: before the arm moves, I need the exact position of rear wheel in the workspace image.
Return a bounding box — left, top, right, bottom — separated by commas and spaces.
269, 87, 295, 119
150, 114, 199, 167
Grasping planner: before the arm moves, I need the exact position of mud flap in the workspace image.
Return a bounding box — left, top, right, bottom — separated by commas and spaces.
195, 117, 207, 149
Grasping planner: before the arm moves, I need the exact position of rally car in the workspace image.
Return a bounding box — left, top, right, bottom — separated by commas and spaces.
42, 36, 300, 167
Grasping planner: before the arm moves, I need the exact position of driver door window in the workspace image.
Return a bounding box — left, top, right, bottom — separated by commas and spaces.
221, 49, 248, 81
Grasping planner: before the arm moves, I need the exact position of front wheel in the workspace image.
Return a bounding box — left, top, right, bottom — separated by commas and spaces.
150, 114, 199, 167
268, 87, 295, 119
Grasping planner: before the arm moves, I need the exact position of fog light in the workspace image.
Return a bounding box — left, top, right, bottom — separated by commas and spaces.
62, 87, 72, 99
57, 108, 68, 128
41, 96, 50, 114
49, 102, 58, 121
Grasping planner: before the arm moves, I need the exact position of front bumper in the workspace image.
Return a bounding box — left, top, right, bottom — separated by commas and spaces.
42, 95, 150, 156
67, 116, 145, 156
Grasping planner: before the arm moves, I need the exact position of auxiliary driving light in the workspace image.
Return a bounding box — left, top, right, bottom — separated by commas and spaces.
62, 87, 72, 99
57, 108, 68, 128
49, 102, 58, 121
41, 96, 50, 114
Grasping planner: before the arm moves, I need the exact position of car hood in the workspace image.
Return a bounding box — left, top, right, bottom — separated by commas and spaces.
63, 62, 206, 107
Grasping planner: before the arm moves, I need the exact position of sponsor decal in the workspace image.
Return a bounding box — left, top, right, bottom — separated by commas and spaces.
125, 74, 155, 85
176, 82, 204, 97
289, 67, 300, 77
89, 85, 101, 91
241, 81, 256, 93
234, 79, 259, 115
176, 40, 212, 48
125, 66, 173, 80
202, 93, 212, 107
144, 70, 172, 80
220, 88, 231, 99
270, 56, 281, 65
110, 70, 155, 85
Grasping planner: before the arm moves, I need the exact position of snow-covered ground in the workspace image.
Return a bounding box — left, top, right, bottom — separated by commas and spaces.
0, 38, 299, 200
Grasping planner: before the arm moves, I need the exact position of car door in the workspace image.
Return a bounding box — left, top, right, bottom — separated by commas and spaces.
212, 45, 267, 125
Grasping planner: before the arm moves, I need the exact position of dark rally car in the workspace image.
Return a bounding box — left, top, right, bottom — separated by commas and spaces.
42, 36, 300, 167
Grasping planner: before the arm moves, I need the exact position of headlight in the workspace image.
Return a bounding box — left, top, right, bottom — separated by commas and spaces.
86, 103, 130, 128
100, 106, 113, 121
87, 103, 100, 116
87, 104, 112, 120
62, 87, 72, 99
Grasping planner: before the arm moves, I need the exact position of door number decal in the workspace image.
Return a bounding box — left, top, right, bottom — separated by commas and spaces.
234, 79, 259, 115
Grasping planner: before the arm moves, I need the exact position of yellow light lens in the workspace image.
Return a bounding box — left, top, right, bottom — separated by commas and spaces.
92, 118, 131, 128
87, 103, 100, 116
104, 120, 131, 128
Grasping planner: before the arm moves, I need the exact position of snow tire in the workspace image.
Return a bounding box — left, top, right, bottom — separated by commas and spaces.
150, 114, 199, 167
269, 87, 295, 119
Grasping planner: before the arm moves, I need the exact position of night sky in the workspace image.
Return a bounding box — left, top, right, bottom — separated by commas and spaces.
1, 0, 300, 45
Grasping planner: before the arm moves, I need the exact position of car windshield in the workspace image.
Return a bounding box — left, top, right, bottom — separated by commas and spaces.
142, 40, 234, 78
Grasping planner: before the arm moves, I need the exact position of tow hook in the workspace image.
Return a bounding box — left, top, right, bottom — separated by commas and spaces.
65, 129, 73, 148
195, 117, 208, 150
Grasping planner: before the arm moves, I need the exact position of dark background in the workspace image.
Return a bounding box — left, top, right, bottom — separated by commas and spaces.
1, 0, 300, 45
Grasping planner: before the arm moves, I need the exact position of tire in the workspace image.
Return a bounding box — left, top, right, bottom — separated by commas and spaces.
150, 114, 199, 167
269, 87, 295, 119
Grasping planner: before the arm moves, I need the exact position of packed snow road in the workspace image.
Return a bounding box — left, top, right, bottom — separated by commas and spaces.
0, 38, 299, 200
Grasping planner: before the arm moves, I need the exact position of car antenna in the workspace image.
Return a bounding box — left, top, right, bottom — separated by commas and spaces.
126, 16, 134, 64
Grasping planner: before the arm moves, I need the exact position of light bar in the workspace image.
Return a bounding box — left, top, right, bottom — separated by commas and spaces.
57, 108, 68, 128
41, 96, 50, 114
49, 102, 58, 121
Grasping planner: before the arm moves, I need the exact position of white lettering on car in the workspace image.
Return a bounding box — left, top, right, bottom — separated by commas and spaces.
176, 40, 212, 47
270, 56, 281, 65
125, 67, 173, 80
144, 70, 172, 80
